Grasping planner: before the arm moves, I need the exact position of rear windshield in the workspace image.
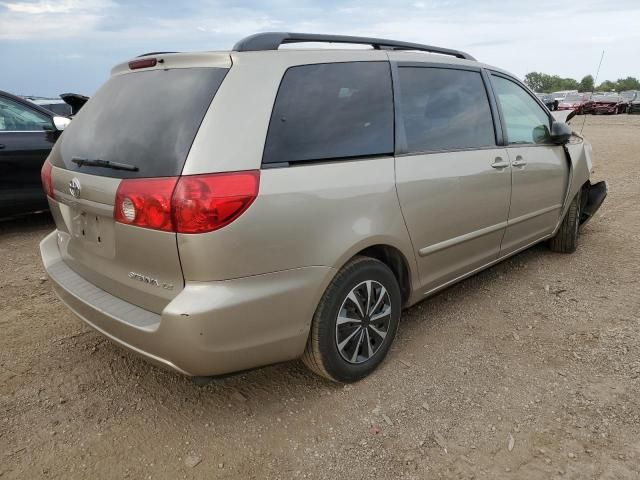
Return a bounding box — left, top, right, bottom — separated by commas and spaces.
55, 67, 228, 178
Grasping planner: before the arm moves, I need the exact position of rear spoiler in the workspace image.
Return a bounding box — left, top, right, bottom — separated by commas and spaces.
60, 93, 89, 115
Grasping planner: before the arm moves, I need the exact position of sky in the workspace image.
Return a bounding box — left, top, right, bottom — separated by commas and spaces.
1, 0, 639, 97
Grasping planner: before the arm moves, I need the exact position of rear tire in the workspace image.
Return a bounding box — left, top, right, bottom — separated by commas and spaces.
302, 257, 401, 383
548, 190, 582, 253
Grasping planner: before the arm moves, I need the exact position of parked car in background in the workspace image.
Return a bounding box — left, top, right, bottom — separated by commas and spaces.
628, 94, 640, 114
557, 92, 594, 115
25, 96, 72, 116
551, 90, 578, 102
60, 93, 89, 116
535, 93, 558, 111
0, 90, 69, 218
39, 32, 606, 383
620, 90, 638, 112
25, 93, 89, 117
592, 93, 627, 114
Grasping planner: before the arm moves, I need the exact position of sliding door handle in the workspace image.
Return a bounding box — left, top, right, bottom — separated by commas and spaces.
491, 157, 509, 169
511, 155, 527, 167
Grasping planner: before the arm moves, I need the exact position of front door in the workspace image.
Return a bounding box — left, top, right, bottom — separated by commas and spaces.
489, 74, 569, 256
393, 65, 511, 293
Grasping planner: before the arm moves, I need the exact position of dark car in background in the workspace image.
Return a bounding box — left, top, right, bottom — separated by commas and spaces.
535, 92, 558, 111
592, 93, 627, 114
557, 93, 594, 115
24, 93, 89, 117
0, 90, 69, 218
628, 94, 640, 114
621, 91, 638, 113
25, 96, 72, 116
59, 93, 89, 116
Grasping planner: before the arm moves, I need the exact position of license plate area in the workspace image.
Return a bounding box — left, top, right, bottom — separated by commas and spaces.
69, 207, 115, 257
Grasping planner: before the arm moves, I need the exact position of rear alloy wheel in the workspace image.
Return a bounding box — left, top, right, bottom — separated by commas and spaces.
302, 257, 401, 382
335, 280, 392, 364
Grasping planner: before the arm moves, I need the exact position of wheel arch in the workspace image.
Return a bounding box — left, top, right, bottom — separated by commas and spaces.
331, 241, 416, 307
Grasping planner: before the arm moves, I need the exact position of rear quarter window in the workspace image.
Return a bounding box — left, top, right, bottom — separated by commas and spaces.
263, 62, 394, 164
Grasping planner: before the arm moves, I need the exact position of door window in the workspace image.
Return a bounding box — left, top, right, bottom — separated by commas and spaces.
491, 75, 551, 145
0, 96, 52, 132
263, 62, 394, 164
397, 67, 496, 152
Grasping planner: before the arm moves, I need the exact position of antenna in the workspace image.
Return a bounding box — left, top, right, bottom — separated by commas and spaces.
580, 50, 605, 134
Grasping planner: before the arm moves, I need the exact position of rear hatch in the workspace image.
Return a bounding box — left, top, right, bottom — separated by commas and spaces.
47, 56, 230, 313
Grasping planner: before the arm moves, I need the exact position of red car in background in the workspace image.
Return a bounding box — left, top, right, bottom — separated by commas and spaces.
556, 93, 594, 115
591, 93, 627, 114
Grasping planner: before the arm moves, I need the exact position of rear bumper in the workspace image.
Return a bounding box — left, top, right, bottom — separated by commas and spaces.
40, 231, 333, 376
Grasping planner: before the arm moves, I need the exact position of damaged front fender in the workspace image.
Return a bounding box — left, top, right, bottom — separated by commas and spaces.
555, 132, 607, 233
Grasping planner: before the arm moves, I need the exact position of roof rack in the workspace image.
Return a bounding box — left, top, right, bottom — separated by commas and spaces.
232, 32, 475, 61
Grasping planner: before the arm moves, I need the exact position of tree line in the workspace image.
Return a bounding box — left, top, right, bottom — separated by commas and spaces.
524, 72, 640, 93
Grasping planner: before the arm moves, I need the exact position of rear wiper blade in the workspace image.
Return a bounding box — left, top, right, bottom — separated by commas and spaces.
72, 157, 139, 172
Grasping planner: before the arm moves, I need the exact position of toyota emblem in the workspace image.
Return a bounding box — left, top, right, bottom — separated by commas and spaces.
68, 178, 81, 198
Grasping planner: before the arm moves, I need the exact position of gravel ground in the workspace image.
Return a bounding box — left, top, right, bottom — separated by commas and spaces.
1, 115, 639, 479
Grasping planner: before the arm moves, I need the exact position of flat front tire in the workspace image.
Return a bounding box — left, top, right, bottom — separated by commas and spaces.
548, 189, 582, 253
302, 257, 401, 383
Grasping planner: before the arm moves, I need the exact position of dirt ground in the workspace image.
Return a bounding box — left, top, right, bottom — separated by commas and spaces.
1, 115, 639, 479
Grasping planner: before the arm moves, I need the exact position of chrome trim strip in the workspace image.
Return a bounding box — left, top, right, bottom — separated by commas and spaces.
418, 221, 508, 256
418, 204, 561, 257
421, 233, 552, 298
507, 204, 562, 226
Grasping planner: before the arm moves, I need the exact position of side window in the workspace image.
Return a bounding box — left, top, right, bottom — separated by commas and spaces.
263, 62, 394, 164
0, 96, 53, 132
397, 67, 495, 153
491, 75, 551, 145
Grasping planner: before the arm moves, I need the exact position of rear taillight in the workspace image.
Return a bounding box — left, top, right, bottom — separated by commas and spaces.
114, 171, 260, 234
173, 171, 260, 234
41, 160, 54, 199
114, 177, 177, 232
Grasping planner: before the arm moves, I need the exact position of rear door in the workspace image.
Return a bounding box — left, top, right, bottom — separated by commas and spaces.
0, 94, 56, 216
489, 73, 569, 256
47, 64, 229, 313
393, 65, 511, 293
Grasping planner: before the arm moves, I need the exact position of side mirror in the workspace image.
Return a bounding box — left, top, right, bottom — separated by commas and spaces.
53, 116, 71, 131
550, 121, 573, 145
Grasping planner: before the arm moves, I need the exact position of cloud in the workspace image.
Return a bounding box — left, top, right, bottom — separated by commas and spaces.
1, 0, 639, 96
4, 1, 73, 14
0, 0, 113, 39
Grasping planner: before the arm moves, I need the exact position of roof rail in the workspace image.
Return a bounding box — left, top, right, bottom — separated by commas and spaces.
232, 32, 475, 61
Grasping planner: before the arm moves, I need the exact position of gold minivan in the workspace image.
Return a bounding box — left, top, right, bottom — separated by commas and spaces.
40, 33, 607, 382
